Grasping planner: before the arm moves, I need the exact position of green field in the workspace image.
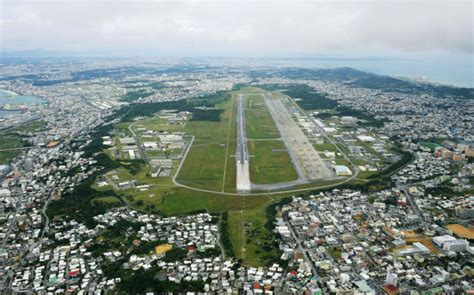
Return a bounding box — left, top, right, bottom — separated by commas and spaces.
177, 143, 228, 190
248, 140, 298, 184
0, 120, 47, 164
0, 133, 24, 164
314, 142, 339, 153
227, 206, 281, 266
12, 120, 47, 133
175, 93, 236, 192
419, 141, 440, 151
244, 94, 279, 139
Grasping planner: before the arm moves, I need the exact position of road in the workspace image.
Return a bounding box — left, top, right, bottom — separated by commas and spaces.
400, 185, 427, 225
0, 147, 34, 152
2, 188, 53, 291
286, 218, 322, 289
172, 135, 195, 185
40, 198, 51, 239
128, 121, 149, 164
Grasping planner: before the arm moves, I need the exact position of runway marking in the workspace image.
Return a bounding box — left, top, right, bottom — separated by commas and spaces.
236, 94, 251, 191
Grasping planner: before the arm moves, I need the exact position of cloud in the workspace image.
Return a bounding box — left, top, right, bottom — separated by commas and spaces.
1, 0, 472, 56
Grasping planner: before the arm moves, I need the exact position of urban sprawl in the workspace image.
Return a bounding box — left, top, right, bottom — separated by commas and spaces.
0, 58, 473, 294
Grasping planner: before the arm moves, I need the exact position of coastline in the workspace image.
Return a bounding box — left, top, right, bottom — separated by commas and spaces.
0, 89, 18, 98
0, 89, 48, 107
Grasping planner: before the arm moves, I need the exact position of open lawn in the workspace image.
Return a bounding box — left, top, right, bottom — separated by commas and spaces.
129, 186, 272, 216
335, 158, 350, 166
10, 120, 47, 133
176, 94, 235, 191
419, 142, 440, 151
176, 143, 227, 190
0, 120, 47, 164
350, 158, 370, 166
221, 94, 238, 193
227, 206, 281, 266
244, 94, 280, 139
314, 142, 339, 153
0, 133, 23, 164
248, 140, 298, 184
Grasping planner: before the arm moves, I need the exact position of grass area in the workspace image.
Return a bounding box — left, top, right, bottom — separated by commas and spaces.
355, 171, 378, 179
147, 150, 166, 157
121, 89, 154, 102
222, 94, 238, 193
419, 141, 440, 151
248, 140, 298, 184
135, 118, 184, 134
0, 133, 23, 164
227, 207, 282, 266
328, 246, 343, 259
244, 94, 279, 139
131, 186, 272, 216
350, 158, 369, 166
0, 120, 47, 164
11, 120, 47, 133
314, 142, 338, 153
227, 211, 244, 258
335, 158, 350, 166
335, 143, 351, 156
176, 94, 236, 191
176, 143, 227, 190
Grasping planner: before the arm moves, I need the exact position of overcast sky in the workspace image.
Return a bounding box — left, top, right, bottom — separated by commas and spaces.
1, 0, 472, 57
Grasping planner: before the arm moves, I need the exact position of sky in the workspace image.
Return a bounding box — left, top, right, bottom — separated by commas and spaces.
1, 0, 473, 58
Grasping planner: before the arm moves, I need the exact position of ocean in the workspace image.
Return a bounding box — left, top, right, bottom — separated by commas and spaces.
0, 89, 47, 118
254, 55, 473, 88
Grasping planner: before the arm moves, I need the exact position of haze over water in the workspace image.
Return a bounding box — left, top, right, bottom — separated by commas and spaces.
256, 55, 473, 88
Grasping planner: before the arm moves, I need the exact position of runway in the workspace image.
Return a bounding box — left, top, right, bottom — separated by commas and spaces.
236, 94, 251, 192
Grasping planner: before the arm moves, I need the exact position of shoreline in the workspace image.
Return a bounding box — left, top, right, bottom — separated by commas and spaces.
0, 89, 18, 98
0, 89, 48, 106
